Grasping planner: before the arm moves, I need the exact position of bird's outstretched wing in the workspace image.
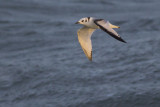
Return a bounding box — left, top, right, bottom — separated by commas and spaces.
94, 19, 126, 43
77, 26, 96, 61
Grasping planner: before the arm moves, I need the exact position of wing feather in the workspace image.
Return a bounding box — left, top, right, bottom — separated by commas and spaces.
77, 27, 95, 61
94, 19, 126, 43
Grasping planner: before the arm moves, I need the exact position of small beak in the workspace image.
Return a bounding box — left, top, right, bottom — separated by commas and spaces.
75, 21, 80, 24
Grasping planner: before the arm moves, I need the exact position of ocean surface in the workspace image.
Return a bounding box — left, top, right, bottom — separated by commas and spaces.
0, 0, 160, 107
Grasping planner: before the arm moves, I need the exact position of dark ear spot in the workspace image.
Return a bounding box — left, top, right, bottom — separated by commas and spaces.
88, 17, 90, 21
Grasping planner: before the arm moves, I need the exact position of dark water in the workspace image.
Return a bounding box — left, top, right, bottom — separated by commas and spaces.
0, 0, 160, 107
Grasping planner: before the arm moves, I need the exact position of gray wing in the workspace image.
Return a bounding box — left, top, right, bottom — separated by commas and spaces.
94, 19, 126, 43
77, 26, 96, 61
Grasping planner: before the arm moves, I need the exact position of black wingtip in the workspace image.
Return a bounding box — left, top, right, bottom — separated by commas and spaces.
119, 37, 127, 43
88, 51, 92, 61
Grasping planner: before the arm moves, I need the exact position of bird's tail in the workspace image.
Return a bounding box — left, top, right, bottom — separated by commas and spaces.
108, 22, 120, 28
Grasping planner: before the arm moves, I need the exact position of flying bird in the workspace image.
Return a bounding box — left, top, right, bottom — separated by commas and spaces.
75, 17, 126, 61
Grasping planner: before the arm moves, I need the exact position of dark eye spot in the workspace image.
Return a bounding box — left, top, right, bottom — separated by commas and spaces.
82, 20, 84, 22
85, 20, 87, 22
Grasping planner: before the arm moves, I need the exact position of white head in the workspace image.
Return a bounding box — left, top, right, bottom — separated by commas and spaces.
75, 17, 92, 25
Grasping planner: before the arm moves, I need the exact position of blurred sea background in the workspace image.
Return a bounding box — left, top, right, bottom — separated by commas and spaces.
0, 0, 160, 107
